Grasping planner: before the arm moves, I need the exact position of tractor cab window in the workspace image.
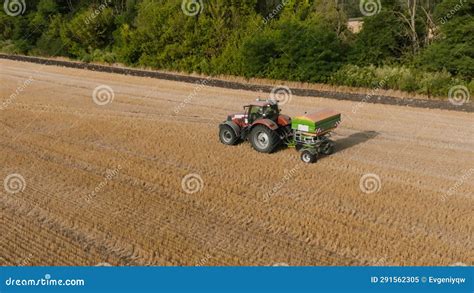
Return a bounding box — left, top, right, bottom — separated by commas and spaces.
250, 106, 262, 115
245, 104, 279, 123
246, 106, 263, 123
262, 105, 278, 120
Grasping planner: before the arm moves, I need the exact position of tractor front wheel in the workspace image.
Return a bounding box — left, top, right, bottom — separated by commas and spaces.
250, 125, 280, 153
219, 125, 239, 145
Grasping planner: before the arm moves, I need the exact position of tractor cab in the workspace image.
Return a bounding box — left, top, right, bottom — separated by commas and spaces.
243, 100, 280, 124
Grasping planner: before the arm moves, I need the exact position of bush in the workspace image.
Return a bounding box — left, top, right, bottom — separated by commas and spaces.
418, 71, 458, 97
0, 40, 20, 54
329, 65, 378, 88
374, 66, 417, 92
329, 64, 469, 98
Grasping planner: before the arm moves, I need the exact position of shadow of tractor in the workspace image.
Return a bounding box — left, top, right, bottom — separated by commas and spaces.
333, 130, 379, 154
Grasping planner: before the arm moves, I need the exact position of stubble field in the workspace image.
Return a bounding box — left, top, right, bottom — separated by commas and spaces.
0, 59, 473, 266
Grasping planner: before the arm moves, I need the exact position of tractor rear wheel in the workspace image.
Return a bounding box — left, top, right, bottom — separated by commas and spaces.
300, 150, 317, 163
219, 125, 239, 145
250, 125, 280, 153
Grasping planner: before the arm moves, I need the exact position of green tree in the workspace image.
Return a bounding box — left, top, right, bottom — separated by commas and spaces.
416, 0, 473, 78
60, 5, 116, 58
242, 19, 346, 82
349, 10, 410, 65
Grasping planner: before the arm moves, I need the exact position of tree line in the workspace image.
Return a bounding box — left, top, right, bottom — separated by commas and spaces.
0, 0, 472, 98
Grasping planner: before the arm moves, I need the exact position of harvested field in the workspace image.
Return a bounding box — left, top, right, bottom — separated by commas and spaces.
0, 59, 473, 266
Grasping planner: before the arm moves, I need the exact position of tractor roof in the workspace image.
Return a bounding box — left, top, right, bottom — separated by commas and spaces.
245, 100, 278, 107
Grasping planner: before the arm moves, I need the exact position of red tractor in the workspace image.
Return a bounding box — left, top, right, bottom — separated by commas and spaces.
219, 99, 292, 153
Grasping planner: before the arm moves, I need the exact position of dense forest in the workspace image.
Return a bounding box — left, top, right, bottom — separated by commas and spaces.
0, 0, 472, 98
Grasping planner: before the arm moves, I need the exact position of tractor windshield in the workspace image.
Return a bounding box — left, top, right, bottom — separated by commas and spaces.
246, 104, 279, 123
247, 106, 263, 123
262, 105, 279, 120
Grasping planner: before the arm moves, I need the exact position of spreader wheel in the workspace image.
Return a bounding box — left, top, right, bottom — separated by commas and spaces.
300, 150, 317, 164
